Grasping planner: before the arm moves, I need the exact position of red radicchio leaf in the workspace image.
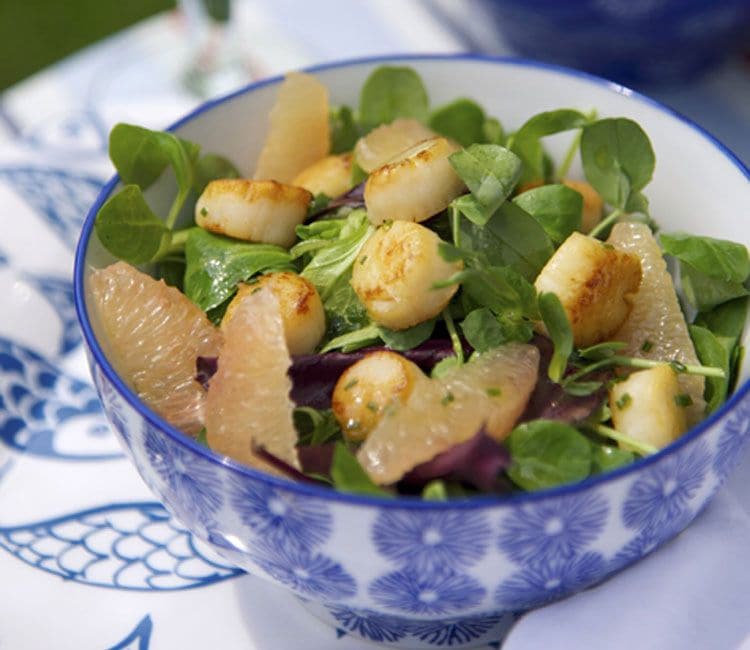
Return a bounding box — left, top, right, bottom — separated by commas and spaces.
308, 182, 365, 219
400, 429, 512, 493
195, 355, 218, 390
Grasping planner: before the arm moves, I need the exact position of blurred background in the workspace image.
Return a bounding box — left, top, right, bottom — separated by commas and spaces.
0, 0, 748, 161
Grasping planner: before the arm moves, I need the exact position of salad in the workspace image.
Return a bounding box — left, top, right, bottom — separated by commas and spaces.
90, 65, 747, 499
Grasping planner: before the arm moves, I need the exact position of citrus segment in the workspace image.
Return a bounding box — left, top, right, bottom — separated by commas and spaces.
205, 287, 300, 474
608, 221, 705, 424
254, 72, 330, 183
357, 343, 540, 485
89, 261, 222, 436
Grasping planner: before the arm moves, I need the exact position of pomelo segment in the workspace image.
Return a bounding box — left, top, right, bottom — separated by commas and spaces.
254, 72, 330, 183
357, 343, 540, 485
205, 287, 300, 474
608, 222, 705, 425
89, 261, 222, 436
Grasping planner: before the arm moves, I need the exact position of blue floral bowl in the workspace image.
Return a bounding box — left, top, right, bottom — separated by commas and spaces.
74, 55, 750, 648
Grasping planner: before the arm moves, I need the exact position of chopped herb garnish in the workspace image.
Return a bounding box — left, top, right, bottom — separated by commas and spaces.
366, 401, 379, 412
441, 391, 455, 406
674, 393, 693, 407
486, 387, 502, 397
641, 340, 653, 352
344, 378, 359, 390
200, 207, 208, 216
615, 393, 632, 410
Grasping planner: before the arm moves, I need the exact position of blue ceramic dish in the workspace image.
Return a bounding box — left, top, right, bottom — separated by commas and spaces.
74, 55, 750, 648
478, 0, 750, 84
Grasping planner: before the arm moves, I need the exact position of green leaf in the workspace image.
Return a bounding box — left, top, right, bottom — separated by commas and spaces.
421, 480, 448, 501
109, 123, 198, 191
330, 442, 392, 497
183, 228, 293, 311
455, 265, 538, 320
192, 154, 240, 194
511, 109, 590, 183
513, 184, 583, 245
460, 308, 513, 352
306, 193, 331, 219
482, 117, 505, 145
301, 210, 373, 298
459, 202, 555, 281
431, 356, 461, 378
660, 233, 750, 284
379, 320, 435, 351
429, 98, 486, 147
506, 419, 592, 491
449, 145, 522, 224
695, 296, 748, 341
591, 445, 635, 473
580, 118, 655, 209
359, 66, 429, 130
689, 325, 730, 414
680, 262, 748, 312
539, 292, 573, 383
330, 105, 360, 153
320, 323, 381, 353
196, 428, 209, 447
293, 407, 342, 446
156, 258, 186, 290
94, 185, 172, 264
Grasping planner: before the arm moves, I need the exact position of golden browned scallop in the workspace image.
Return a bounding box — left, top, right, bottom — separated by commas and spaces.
351, 221, 462, 330
364, 137, 465, 226
223, 272, 325, 355
534, 231, 642, 347
563, 179, 604, 233
354, 118, 435, 173
195, 179, 311, 248
292, 153, 354, 198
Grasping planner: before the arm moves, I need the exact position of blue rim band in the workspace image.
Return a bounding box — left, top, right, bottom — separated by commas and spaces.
73, 52, 750, 510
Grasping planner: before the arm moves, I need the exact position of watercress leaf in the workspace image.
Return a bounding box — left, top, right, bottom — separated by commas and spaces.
322, 274, 370, 339
319, 323, 381, 353
296, 218, 345, 242
359, 66, 429, 130
109, 123, 199, 191
306, 193, 331, 219
421, 480, 449, 500
293, 407, 342, 446
450, 194, 491, 227
591, 445, 634, 473
351, 162, 368, 186
578, 341, 627, 361
379, 320, 435, 351
192, 154, 240, 194
689, 324, 730, 414
680, 262, 748, 312
539, 292, 573, 383
429, 98, 486, 147
511, 109, 590, 183
695, 296, 748, 341
625, 190, 649, 216
95, 185, 172, 264
184, 228, 293, 311
330, 442, 392, 497
431, 356, 461, 378
660, 233, 750, 284
459, 202, 554, 280
506, 419, 592, 491
513, 184, 583, 245
460, 308, 510, 352
580, 118, 655, 209
330, 105, 360, 154
482, 117, 505, 145
156, 258, 186, 290
449, 144, 522, 222
459, 265, 538, 320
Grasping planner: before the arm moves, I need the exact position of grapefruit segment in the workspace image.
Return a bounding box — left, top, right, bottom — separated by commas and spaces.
357, 343, 540, 485
608, 222, 706, 425
254, 72, 330, 183
89, 261, 222, 436
205, 287, 300, 474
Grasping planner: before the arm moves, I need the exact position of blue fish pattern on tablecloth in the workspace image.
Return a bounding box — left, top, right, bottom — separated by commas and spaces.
0, 166, 104, 249
23, 273, 80, 354
0, 502, 243, 590
0, 336, 122, 461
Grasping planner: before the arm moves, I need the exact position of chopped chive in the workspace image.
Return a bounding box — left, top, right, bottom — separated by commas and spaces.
674, 393, 693, 407
486, 387, 501, 397
441, 391, 455, 406
670, 360, 687, 373
360, 255, 368, 264
615, 393, 632, 410
366, 401, 379, 412
200, 207, 208, 216
344, 378, 359, 390
641, 340, 653, 352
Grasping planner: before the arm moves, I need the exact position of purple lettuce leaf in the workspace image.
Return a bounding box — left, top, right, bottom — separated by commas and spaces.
308, 182, 365, 219
520, 336, 609, 424
400, 430, 512, 493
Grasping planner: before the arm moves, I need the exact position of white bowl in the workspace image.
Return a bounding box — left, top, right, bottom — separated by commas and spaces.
75, 55, 750, 649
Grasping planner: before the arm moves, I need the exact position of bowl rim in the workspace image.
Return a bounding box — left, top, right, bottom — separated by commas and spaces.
74, 52, 750, 510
